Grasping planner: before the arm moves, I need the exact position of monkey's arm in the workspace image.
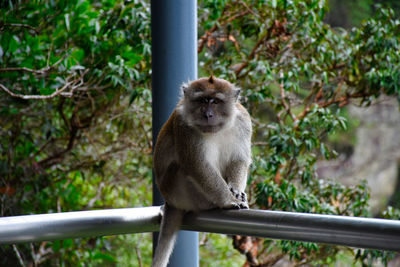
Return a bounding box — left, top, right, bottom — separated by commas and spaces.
225, 160, 249, 206
225, 160, 249, 192
176, 129, 246, 209
153, 113, 177, 193
225, 105, 252, 204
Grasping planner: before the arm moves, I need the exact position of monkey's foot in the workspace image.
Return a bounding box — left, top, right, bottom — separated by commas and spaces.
238, 201, 249, 209
222, 201, 248, 210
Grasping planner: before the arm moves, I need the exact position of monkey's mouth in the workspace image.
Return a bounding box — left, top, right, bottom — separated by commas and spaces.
196, 123, 224, 133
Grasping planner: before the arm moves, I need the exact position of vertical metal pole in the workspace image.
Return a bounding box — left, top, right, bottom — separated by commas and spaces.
151, 0, 198, 267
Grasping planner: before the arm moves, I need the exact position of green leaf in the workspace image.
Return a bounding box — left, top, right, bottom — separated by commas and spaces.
65, 14, 70, 31
320, 143, 329, 159
39, 88, 55, 96
9, 35, 20, 53
338, 117, 348, 131
63, 239, 73, 249
93, 252, 116, 262
129, 90, 139, 106
71, 48, 85, 63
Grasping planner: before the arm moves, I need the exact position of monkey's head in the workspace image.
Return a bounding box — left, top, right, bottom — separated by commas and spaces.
180, 76, 241, 133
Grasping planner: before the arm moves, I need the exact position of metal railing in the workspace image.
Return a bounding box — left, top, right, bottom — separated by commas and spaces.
0, 207, 399, 252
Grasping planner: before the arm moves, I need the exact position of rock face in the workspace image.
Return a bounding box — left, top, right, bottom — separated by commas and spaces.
317, 96, 400, 214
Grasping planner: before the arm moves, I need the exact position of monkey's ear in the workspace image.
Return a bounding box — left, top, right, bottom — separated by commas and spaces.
181, 82, 189, 95
208, 75, 215, 84
234, 87, 241, 100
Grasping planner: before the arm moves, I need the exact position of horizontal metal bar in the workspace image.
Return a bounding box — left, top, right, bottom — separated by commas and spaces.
0, 207, 399, 252
0, 207, 161, 244
182, 209, 400, 252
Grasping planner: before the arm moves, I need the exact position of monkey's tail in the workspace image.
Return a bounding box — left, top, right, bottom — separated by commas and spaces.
152, 204, 184, 267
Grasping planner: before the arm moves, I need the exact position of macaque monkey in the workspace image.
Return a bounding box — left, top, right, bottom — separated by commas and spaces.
152, 76, 252, 267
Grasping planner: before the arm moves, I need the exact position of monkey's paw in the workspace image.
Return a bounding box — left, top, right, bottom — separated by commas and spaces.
223, 201, 248, 210
230, 187, 248, 203
238, 201, 249, 209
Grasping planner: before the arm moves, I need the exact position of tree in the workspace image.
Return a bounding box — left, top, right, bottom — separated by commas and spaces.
1, 0, 153, 265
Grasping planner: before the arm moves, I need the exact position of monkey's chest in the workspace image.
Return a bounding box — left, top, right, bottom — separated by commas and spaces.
203, 131, 240, 170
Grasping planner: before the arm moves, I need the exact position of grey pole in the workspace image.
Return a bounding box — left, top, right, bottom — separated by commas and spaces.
151, 0, 198, 266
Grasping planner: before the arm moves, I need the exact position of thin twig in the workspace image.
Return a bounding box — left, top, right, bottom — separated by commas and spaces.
279, 75, 296, 122
13, 245, 26, 267
0, 23, 39, 35
198, 25, 218, 53
138, 114, 152, 150
30, 243, 38, 267
0, 53, 68, 75
295, 90, 378, 130
135, 236, 143, 267
0, 66, 50, 74
224, 10, 250, 25
239, 0, 260, 18
253, 141, 269, 146
47, 42, 53, 68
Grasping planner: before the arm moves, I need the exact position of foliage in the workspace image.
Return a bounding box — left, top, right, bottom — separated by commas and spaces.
326, 0, 400, 28
200, 233, 244, 267
0, 0, 399, 266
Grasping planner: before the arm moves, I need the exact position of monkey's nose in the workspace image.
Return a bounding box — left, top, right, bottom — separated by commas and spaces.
205, 111, 213, 119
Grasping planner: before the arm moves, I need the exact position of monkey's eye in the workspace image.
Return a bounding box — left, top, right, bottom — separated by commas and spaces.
212, 98, 222, 104
197, 97, 209, 104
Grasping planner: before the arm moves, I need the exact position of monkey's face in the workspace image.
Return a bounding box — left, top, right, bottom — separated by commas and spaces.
190, 94, 230, 132
181, 77, 239, 133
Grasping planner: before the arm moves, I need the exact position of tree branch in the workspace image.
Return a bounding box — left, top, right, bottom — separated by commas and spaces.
234, 27, 272, 77
38, 125, 78, 168
278, 79, 297, 122
0, 82, 71, 99
295, 90, 379, 129
235, 18, 290, 77
239, 0, 260, 18
0, 69, 87, 100
198, 9, 249, 53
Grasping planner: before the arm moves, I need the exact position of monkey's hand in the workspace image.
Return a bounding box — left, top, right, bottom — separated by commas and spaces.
230, 187, 248, 202
229, 187, 249, 209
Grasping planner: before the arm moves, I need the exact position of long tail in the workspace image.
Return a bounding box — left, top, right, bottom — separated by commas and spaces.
152, 204, 184, 267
